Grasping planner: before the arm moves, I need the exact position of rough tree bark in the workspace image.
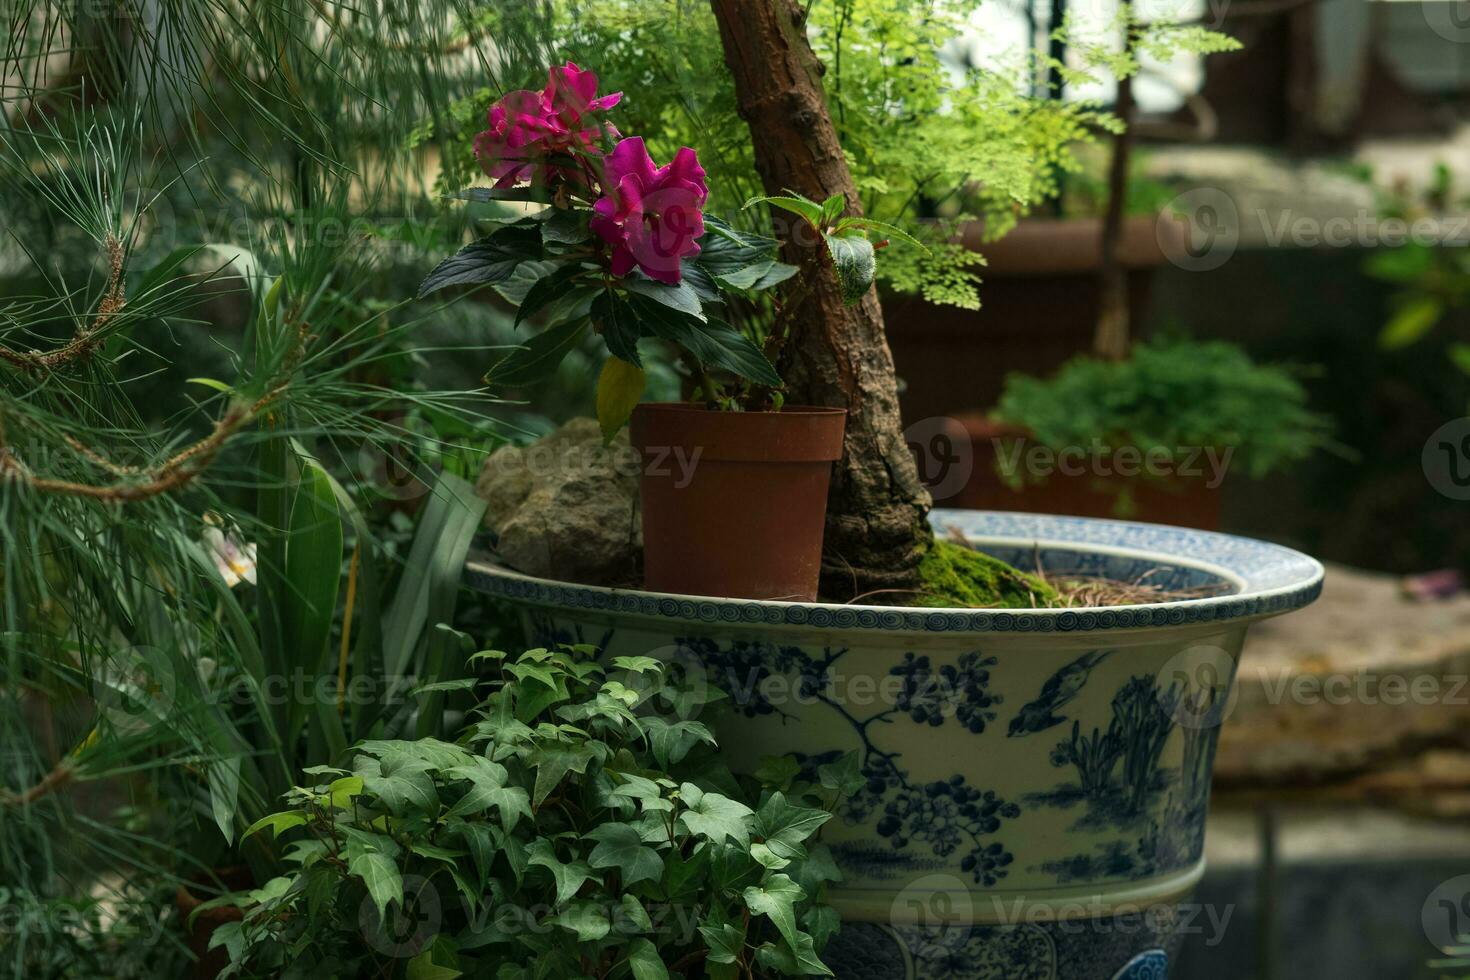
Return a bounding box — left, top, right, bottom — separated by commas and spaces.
710, 0, 932, 601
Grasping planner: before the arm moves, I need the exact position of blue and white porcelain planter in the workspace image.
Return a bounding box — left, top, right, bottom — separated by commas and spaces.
466, 510, 1322, 980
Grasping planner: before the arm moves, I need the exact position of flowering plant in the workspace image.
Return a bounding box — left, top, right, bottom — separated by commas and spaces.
420, 62, 912, 438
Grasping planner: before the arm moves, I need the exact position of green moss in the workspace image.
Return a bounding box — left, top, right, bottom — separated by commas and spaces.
914, 540, 1059, 609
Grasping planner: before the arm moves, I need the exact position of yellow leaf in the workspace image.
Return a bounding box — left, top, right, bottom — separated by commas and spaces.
596, 356, 645, 442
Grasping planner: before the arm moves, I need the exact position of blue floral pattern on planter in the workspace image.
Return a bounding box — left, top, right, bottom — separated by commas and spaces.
677, 639, 1023, 885
1111, 949, 1169, 980
466, 510, 1323, 980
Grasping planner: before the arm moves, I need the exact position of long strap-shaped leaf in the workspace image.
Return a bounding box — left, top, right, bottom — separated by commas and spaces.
379, 473, 488, 703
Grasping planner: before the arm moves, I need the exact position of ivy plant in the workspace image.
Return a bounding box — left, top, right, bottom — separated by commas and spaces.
203, 647, 854, 979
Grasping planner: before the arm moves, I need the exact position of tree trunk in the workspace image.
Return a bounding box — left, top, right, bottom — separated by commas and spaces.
710, 0, 932, 601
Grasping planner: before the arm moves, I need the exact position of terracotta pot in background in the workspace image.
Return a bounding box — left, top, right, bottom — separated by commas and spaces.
630, 403, 846, 602
884, 215, 1187, 424
174, 866, 252, 980
952, 416, 1223, 531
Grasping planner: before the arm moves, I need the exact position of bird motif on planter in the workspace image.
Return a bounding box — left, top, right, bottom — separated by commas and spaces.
1006, 650, 1113, 737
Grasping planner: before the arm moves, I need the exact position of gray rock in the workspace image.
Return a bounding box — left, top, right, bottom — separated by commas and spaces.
475, 418, 642, 586
1217, 563, 1470, 786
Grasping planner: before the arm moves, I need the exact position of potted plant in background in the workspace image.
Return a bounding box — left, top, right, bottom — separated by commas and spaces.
455, 3, 1323, 977
963, 336, 1336, 528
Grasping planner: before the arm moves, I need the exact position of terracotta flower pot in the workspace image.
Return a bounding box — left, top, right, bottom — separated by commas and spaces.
629, 403, 846, 602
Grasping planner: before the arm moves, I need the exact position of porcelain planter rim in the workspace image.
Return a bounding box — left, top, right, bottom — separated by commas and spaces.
465, 508, 1323, 637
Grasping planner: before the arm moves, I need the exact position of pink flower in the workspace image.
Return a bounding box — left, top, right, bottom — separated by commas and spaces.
473, 62, 622, 189
590, 138, 708, 285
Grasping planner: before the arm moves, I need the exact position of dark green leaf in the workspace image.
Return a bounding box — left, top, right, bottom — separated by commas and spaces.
484, 317, 588, 387
816, 752, 865, 797
742, 873, 806, 951
349, 850, 403, 924
527, 840, 596, 905
419, 226, 542, 297
625, 938, 669, 980
592, 290, 644, 366
528, 743, 597, 807
819, 194, 845, 226
586, 823, 665, 886
540, 207, 592, 245
624, 277, 705, 322
679, 782, 753, 846
516, 267, 589, 326
745, 194, 824, 228
631, 297, 781, 387
451, 186, 554, 204
753, 792, 831, 861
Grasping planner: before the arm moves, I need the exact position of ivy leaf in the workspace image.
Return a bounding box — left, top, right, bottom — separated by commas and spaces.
528, 743, 597, 807
611, 772, 673, 812
742, 873, 806, 951
586, 823, 665, 886
753, 792, 831, 861
816, 752, 866, 797
754, 930, 834, 976
644, 717, 717, 768
625, 938, 670, 980
483, 317, 588, 388
328, 775, 365, 809
699, 914, 747, 965
755, 756, 800, 791
805, 904, 842, 951
456, 822, 498, 887
824, 232, 877, 305
240, 809, 307, 842
363, 768, 437, 816
751, 842, 790, 869
624, 277, 706, 322
620, 894, 654, 932
348, 849, 403, 924
662, 847, 711, 906
443, 758, 508, 818
550, 900, 612, 941
595, 356, 646, 443
679, 783, 753, 846
527, 840, 596, 906
407, 948, 464, 980
419, 226, 541, 297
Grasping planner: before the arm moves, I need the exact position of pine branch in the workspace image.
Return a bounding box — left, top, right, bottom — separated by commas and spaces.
0, 235, 126, 373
